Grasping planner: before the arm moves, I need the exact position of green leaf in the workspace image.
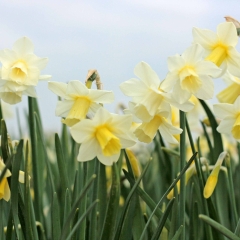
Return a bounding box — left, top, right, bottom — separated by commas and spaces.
63, 189, 71, 236
52, 192, 61, 240
199, 214, 240, 240
151, 198, 175, 240
171, 225, 183, 240
235, 219, 240, 237
100, 163, 120, 240
1, 119, 10, 162
11, 139, 24, 239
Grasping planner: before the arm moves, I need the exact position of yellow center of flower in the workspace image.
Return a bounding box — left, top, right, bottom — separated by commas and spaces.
10, 60, 28, 82
134, 115, 163, 143
206, 42, 228, 67
232, 113, 240, 139
67, 96, 92, 121
179, 66, 202, 93
0, 177, 7, 199
95, 125, 121, 156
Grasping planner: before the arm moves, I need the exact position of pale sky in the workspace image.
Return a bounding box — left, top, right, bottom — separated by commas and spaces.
0, 0, 239, 138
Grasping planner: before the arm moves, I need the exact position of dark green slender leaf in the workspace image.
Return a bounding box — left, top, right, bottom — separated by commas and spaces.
171, 225, 183, 240
52, 192, 61, 240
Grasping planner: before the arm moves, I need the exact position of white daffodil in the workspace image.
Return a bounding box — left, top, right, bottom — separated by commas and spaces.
134, 105, 182, 144
48, 80, 114, 126
214, 96, 240, 141
161, 44, 221, 104
0, 37, 50, 86
0, 37, 50, 104
70, 107, 136, 166
193, 22, 240, 77
0, 159, 26, 201
120, 62, 194, 122
217, 71, 240, 104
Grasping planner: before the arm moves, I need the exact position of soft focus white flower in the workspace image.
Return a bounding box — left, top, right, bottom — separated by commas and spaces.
193, 22, 240, 77
48, 80, 114, 126
217, 71, 240, 104
0, 37, 50, 104
120, 62, 194, 122
70, 107, 136, 166
161, 44, 221, 103
214, 96, 240, 141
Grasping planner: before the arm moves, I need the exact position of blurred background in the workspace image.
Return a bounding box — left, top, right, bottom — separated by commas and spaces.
0, 0, 239, 138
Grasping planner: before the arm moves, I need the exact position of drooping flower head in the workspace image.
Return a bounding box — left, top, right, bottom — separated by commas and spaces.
193, 22, 240, 77
48, 80, 114, 126
161, 44, 221, 104
0, 37, 50, 104
70, 107, 136, 166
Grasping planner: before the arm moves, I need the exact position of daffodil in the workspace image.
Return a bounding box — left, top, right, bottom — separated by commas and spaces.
70, 107, 136, 166
134, 106, 182, 144
0, 159, 26, 201
161, 44, 221, 104
217, 71, 240, 104
120, 61, 194, 122
48, 80, 114, 126
0, 37, 50, 104
214, 96, 240, 141
193, 22, 240, 77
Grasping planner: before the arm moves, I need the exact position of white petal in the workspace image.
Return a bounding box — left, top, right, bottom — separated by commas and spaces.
25, 54, 48, 70
217, 22, 238, 46
97, 152, 120, 166
134, 61, 160, 88
159, 125, 179, 144
0, 49, 18, 66
217, 117, 235, 134
39, 75, 51, 80
67, 81, 89, 96
227, 48, 240, 78
195, 75, 214, 100
23, 86, 37, 98
89, 102, 101, 114
233, 96, 240, 110
192, 27, 217, 50
119, 78, 148, 97
213, 103, 235, 119
48, 82, 67, 98
77, 138, 99, 162
132, 103, 153, 122
18, 171, 25, 183
93, 107, 113, 125
3, 181, 10, 201
0, 92, 22, 104
111, 114, 132, 133
195, 60, 221, 78
12, 37, 34, 56
70, 119, 95, 143
167, 55, 185, 72
55, 100, 73, 117
172, 82, 192, 104
160, 71, 178, 92
89, 89, 114, 103
182, 44, 204, 64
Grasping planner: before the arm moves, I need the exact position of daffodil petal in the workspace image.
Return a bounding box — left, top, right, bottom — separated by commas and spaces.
217, 22, 238, 46
217, 117, 235, 134
0, 92, 22, 104
3, 180, 10, 201
134, 61, 160, 88
160, 71, 178, 92
195, 75, 214, 100
173, 82, 192, 104
167, 55, 185, 71
97, 152, 120, 166
195, 61, 221, 78
77, 138, 99, 162
12, 37, 34, 56
213, 103, 235, 119
55, 100, 74, 117
89, 89, 114, 103
227, 48, 240, 78
67, 81, 89, 96
182, 44, 204, 64
48, 82, 67, 98
192, 27, 217, 50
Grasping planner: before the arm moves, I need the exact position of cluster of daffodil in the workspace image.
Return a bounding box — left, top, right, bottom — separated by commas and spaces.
0, 19, 240, 201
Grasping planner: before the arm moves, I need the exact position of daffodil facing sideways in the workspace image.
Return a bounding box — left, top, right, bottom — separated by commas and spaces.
214, 96, 240, 141
70, 107, 136, 166
204, 151, 230, 199
119, 61, 194, 122
48, 80, 114, 126
0, 159, 26, 201
134, 105, 182, 144
193, 22, 240, 77
217, 71, 240, 104
0, 37, 50, 104
161, 44, 221, 104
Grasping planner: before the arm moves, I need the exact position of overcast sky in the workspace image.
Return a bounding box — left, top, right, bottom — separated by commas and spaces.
0, 0, 239, 138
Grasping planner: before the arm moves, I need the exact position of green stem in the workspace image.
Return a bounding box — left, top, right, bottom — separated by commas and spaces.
179, 110, 186, 240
